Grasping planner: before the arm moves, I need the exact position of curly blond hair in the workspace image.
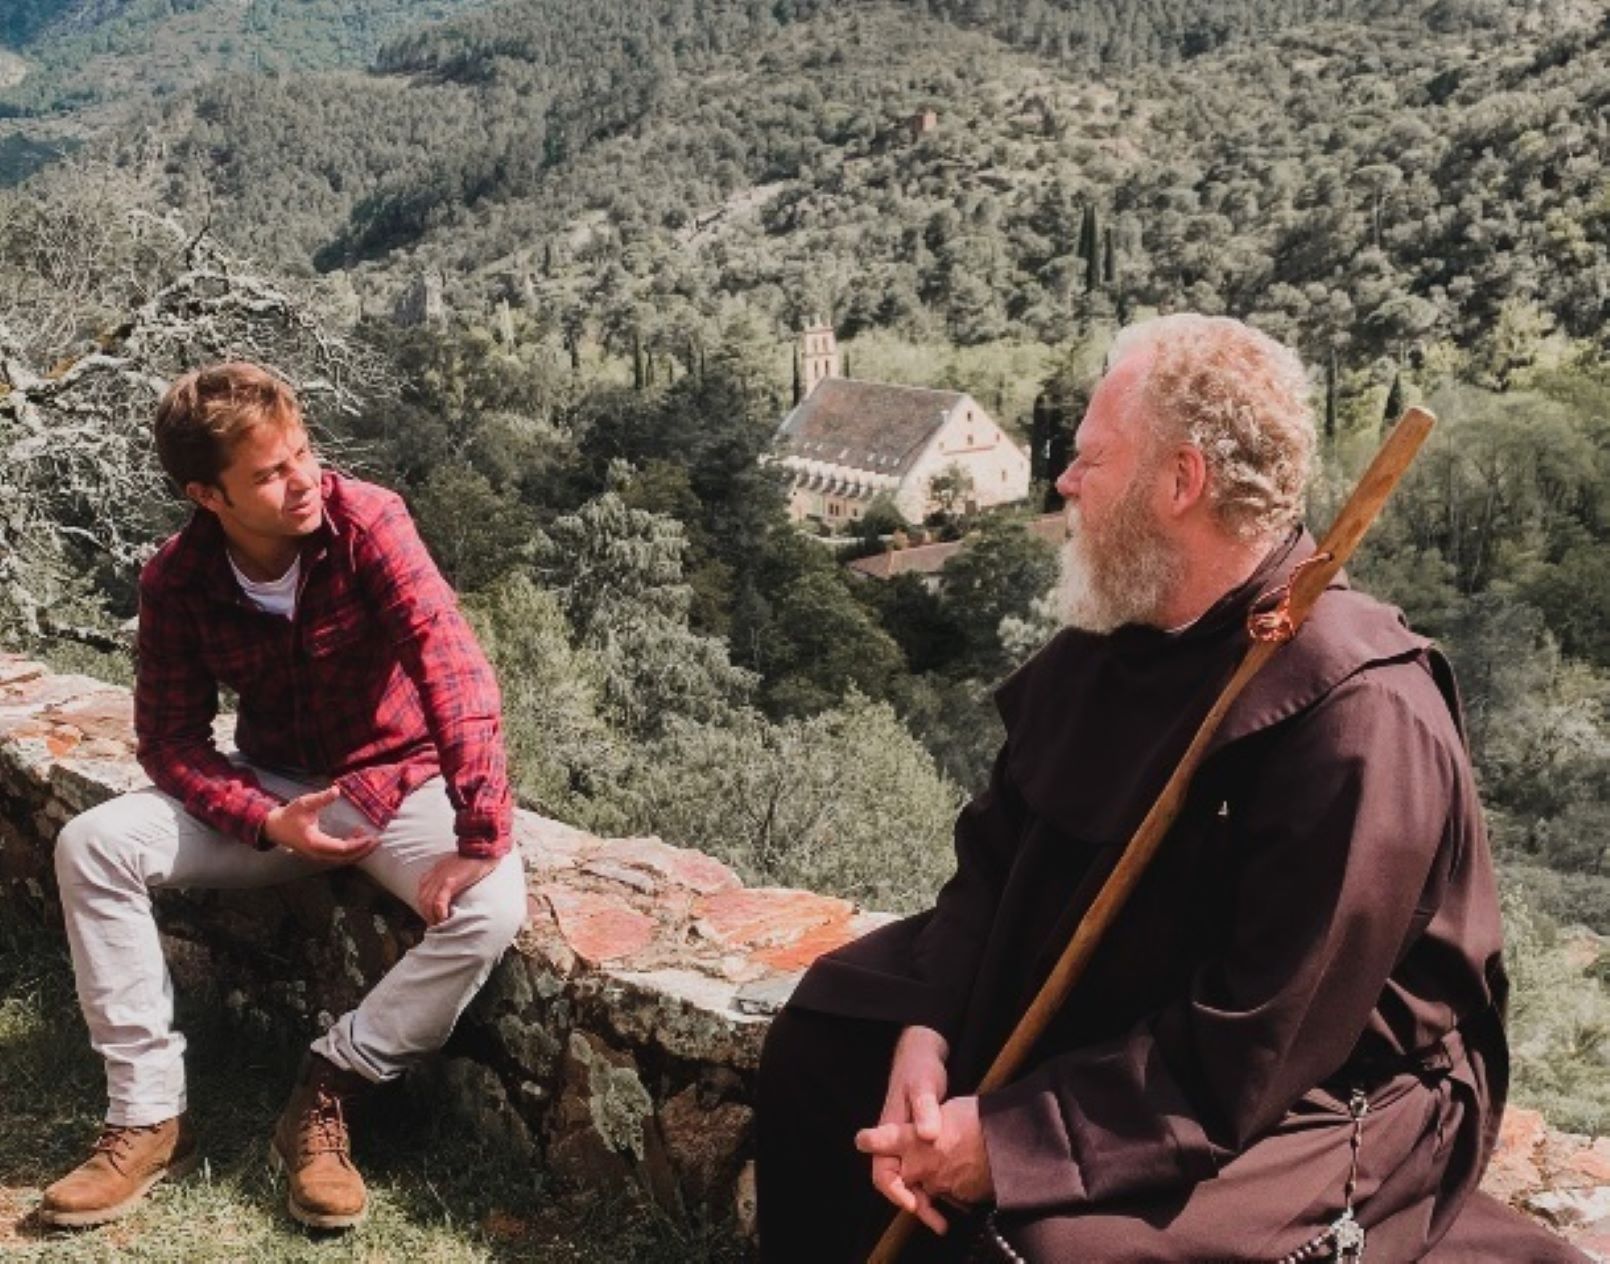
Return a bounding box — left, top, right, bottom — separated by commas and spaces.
1109, 315, 1315, 540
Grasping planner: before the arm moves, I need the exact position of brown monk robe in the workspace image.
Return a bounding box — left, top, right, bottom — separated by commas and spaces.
757, 530, 1588, 1263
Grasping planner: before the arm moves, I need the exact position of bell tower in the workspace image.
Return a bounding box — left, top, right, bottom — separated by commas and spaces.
798, 316, 841, 397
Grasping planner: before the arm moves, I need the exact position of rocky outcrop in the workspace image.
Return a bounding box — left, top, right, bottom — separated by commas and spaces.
0, 650, 1601, 1255
1485, 1108, 1610, 1260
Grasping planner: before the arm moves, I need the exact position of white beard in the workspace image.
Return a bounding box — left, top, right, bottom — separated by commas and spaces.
1056, 481, 1186, 634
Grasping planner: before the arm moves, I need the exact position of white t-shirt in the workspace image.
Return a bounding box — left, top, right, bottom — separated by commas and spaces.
229, 553, 301, 620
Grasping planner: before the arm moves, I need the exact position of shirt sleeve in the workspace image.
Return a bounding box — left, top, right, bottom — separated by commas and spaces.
134, 578, 282, 847
978, 664, 1461, 1214
351, 497, 514, 859
907, 744, 1029, 1041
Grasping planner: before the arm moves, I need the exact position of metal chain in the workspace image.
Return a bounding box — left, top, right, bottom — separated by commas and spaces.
1275, 1088, 1371, 1264
983, 1212, 1027, 1264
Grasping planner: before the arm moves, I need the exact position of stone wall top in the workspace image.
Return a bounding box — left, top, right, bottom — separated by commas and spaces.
0, 649, 900, 1234
0, 650, 892, 1071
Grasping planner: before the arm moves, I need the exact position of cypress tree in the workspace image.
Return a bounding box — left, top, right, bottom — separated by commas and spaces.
1081, 205, 1101, 291
1384, 370, 1404, 429
1032, 377, 1080, 510
1030, 391, 1052, 483
1325, 347, 1339, 441
1076, 203, 1096, 262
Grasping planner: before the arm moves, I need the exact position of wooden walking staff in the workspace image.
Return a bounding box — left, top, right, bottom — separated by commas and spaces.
867, 406, 1438, 1264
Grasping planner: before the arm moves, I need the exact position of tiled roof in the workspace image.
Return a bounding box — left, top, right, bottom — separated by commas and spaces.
775, 378, 964, 477
845, 539, 963, 579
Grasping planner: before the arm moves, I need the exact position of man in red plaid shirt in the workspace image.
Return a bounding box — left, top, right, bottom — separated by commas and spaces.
40, 363, 527, 1231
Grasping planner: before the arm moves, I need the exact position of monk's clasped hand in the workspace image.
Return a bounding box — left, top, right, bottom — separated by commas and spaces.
867, 1025, 951, 1232
856, 1093, 994, 1232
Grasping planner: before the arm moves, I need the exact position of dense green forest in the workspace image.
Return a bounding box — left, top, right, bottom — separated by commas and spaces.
90, 0, 1607, 377
3, 0, 1610, 1127
0, 0, 75, 51
0, 0, 486, 117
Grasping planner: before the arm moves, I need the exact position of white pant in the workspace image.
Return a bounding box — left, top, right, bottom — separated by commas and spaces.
53, 767, 527, 1126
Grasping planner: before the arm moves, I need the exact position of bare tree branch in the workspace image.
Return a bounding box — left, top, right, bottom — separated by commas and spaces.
0, 168, 392, 645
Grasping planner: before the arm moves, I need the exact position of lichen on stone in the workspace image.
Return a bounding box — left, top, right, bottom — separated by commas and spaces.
496, 1011, 563, 1068
328, 904, 369, 991
569, 1031, 653, 1159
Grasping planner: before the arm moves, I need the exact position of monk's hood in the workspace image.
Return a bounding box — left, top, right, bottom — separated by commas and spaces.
994, 529, 1433, 846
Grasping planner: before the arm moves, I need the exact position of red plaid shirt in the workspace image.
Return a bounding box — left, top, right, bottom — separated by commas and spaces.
134, 472, 513, 858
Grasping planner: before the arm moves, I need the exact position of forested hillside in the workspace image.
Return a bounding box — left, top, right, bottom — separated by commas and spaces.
0, 0, 489, 117
97, 0, 1607, 388
0, 1, 74, 50
4, 0, 1610, 1129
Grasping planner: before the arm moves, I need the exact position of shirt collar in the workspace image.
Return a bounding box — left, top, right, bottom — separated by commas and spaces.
166, 471, 340, 605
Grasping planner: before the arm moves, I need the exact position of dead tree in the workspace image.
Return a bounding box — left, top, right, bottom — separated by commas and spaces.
0, 180, 389, 646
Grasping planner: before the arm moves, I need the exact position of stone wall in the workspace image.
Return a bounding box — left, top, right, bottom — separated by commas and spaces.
2, 651, 1606, 1257
0, 652, 891, 1237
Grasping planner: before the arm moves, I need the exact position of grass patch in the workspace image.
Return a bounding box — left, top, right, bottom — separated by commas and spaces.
0, 926, 748, 1262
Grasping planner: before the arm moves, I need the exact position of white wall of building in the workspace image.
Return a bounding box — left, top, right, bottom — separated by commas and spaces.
894, 396, 1030, 522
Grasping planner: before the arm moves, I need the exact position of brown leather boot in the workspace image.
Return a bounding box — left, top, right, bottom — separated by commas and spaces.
269, 1053, 370, 1229
39, 1115, 199, 1228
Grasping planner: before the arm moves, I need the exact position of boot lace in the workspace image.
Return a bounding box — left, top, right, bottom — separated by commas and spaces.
91, 1123, 158, 1172
299, 1084, 350, 1159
